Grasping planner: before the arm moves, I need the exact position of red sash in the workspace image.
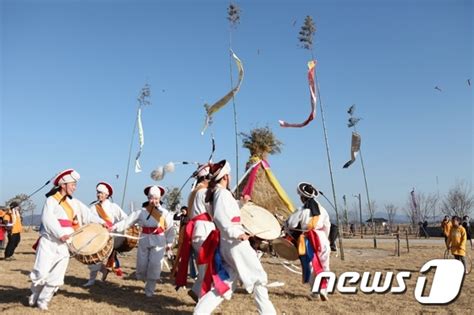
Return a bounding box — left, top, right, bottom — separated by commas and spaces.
175, 213, 212, 287
32, 219, 74, 251
306, 230, 328, 290
197, 229, 231, 297
142, 226, 165, 234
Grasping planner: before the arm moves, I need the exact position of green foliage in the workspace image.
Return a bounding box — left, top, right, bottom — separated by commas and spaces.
240, 126, 283, 158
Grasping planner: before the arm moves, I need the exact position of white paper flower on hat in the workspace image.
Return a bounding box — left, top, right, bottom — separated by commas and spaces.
164, 162, 175, 173
150, 166, 164, 181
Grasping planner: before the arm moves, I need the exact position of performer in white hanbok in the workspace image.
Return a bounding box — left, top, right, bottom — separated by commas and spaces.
286, 182, 331, 301
29, 169, 106, 310
194, 160, 276, 315
113, 185, 175, 297
84, 182, 127, 287
175, 164, 215, 301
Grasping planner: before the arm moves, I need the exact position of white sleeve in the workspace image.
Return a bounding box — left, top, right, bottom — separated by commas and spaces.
213, 190, 245, 240
113, 210, 140, 232
300, 209, 312, 230
113, 203, 128, 222
41, 199, 64, 240
286, 208, 302, 229
79, 200, 104, 225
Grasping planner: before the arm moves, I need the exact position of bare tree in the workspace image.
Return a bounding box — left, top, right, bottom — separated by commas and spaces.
440, 181, 474, 217
385, 203, 398, 232
162, 187, 182, 213
5, 193, 36, 227
404, 191, 438, 226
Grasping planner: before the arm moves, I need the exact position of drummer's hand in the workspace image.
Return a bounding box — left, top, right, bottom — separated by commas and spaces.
103, 222, 114, 231
240, 194, 251, 205
238, 233, 250, 241
60, 234, 70, 243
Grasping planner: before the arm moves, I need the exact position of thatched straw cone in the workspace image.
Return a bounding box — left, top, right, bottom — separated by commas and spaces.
237, 156, 294, 221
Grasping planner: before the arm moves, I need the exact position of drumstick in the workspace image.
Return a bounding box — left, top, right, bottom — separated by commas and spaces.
242, 227, 271, 237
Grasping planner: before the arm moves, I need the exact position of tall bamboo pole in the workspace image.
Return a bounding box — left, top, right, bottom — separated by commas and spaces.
351, 118, 377, 248
227, 3, 240, 195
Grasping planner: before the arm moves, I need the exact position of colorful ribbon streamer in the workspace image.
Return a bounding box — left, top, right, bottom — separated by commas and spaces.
279, 60, 317, 128
343, 132, 361, 168
135, 107, 144, 173
201, 51, 244, 135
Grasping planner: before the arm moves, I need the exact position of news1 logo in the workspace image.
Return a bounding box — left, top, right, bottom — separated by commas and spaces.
312, 259, 465, 304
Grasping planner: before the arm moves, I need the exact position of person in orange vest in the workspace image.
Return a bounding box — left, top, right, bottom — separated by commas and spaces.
441, 215, 452, 248
29, 169, 106, 310
0, 208, 6, 250
448, 216, 467, 274
3, 201, 23, 260
84, 182, 127, 287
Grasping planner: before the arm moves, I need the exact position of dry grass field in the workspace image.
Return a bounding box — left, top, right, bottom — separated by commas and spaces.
0, 231, 472, 314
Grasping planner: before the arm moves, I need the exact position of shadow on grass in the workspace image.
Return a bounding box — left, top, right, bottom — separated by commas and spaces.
6, 269, 194, 314
62, 274, 194, 313
0, 284, 31, 307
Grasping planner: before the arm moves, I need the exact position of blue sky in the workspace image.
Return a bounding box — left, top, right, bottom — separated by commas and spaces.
1, 0, 472, 220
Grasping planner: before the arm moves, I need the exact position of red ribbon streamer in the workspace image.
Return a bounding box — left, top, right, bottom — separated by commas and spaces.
175, 213, 212, 287
306, 230, 328, 290
197, 229, 231, 297
279, 60, 317, 128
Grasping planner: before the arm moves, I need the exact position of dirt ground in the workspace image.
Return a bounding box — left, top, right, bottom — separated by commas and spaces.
0, 231, 472, 314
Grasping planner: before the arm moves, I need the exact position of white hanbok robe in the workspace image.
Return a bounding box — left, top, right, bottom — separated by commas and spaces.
190, 187, 215, 297
88, 199, 128, 274
114, 206, 175, 281
30, 195, 105, 287
286, 200, 331, 286
194, 185, 276, 315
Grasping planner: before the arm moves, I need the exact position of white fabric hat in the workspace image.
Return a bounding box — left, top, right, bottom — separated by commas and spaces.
144, 185, 165, 198
196, 164, 210, 178
96, 182, 113, 196
54, 169, 80, 186
210, 160, 231, 181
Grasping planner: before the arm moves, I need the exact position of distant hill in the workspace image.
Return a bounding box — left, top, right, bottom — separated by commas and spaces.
21, 214, 42, 227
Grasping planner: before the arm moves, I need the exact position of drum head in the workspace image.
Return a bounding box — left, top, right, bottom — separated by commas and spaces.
272, 237, 299, 261
69, 223, 110, 255
240, 202, 281, 240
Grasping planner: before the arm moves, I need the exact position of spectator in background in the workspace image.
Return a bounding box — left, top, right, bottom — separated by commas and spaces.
441, 215, 451, 248
4, 201, 23, 260
0, 208, 6, 249
462, 215, 472, 250
448, 216, 467, 274
423, 220, 429, 238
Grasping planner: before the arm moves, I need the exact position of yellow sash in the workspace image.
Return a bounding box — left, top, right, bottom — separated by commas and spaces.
96, 204, 112, 224
297, 215, 319, 256
52, 192, 80, 231
147, 205, 167, 230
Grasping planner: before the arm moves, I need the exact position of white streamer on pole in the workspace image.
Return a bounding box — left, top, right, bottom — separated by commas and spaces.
135, 107, 145, 173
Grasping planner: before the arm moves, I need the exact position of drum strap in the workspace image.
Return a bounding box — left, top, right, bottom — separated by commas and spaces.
146, 205, 167, 231
297, 216, 319, 255
52, 192, 79, 231
95, 204, 113, 225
